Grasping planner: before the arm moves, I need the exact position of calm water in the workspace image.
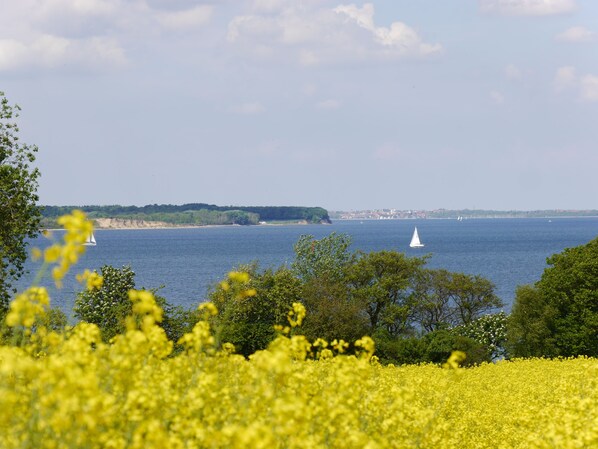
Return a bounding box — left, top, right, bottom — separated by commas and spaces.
19, 218, 598, 312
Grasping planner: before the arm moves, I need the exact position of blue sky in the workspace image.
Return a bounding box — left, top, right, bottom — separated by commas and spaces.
1, 0, 597, 211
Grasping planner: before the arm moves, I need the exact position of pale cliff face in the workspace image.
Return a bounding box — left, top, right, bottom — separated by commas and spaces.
93, 218, 172, 229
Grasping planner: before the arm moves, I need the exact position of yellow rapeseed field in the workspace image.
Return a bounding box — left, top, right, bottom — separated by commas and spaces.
1, 211, 597, 449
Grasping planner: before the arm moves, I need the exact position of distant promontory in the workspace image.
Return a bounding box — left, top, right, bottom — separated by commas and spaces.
40, 204, 331, 229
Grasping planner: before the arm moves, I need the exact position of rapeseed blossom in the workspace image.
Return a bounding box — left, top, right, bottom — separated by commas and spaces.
4, 289, 597, 449
5, 286, 50, 328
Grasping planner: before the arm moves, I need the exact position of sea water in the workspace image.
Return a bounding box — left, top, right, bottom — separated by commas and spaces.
18, 217, 598, 312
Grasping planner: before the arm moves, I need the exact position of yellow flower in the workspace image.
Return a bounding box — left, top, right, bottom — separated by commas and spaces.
355, 336, 376, 359
129, 290, 163, 324
443, 350, 467, 370
31, 247, 42, 261
198, 302, 218, 316
332, 339, 349, 354
287, 302, 306, 328
228, 271, 250, 283
44, 244, 62, 263
76, 269, 104, 291
5, 287, 50, 328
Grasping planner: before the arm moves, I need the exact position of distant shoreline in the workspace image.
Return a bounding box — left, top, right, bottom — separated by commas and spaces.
335, 215, 598, 220
39, 215, 598, 233
42, 220, 319, 232
330, 209, 598, 221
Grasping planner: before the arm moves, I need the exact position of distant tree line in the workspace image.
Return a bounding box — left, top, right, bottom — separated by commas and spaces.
40, 204, 330, 228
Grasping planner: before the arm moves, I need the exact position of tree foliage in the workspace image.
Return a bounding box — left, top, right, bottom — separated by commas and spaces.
209, 264, 302, 357
292, 232, 354, 283
347, 250, 426, 335
209, 233, 504, 364
508, 237, 598, 358
40, 204, 330, 226
453, 312, 507, 361
0, 91, 41, 315
300, 272, 369, 343
412, 269, 503, 332
74, 265, 137, 341
74, 264, 197, 343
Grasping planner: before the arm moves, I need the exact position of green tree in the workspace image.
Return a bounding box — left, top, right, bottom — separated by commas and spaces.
450, 272, 502, 325
209, 264, 302, 357
0, 91, 41, 315
74, 264, 198, 344
292, 233, 354, 283
412, 269, 455, 332
346, 250, 426, 336
413, 269, 503, 331
507, 285, 557, 357
292, 233, 368, 343
508, 237, 598, 357
453, 312, 508, 361
300, 272, 369, 343
74, 265, 136, 341
423, 329, 490, 366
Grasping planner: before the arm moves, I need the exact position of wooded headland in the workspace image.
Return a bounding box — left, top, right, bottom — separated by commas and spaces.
40, 204, 331, 228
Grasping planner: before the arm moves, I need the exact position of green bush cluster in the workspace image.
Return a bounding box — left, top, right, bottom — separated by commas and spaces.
74, 265, 198, 344
207, 232, 505, 364
508, 236, 598, 358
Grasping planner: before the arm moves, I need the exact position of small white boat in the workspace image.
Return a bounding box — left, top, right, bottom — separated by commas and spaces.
83, 232, 97, 246
409, 227, 424, 248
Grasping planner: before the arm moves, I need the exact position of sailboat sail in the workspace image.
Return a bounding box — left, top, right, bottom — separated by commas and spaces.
409, 227, 424, 248
83, 232, 97, 246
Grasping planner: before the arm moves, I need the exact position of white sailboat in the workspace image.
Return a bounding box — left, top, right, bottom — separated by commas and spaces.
83, 232, 97, 246
409, 227, 424, 248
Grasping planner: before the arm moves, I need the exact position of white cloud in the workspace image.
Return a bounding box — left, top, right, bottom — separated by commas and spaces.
251, 0, 285, 13
580, 75, 598, 102
505, 63, 522, 80
553, 67, 598, 102
554, 66, 577, 91
334, 3, 441, 55
227, 3, 441, 65
230, 102, 266, 114
490, 90, 505, 104
0, 40, 29, 71
480, 0, 576, 16
28, 0, 121, 37
316, 99, 341, 110
299, 50, 319, 66
0, 35, 127, 71
0, 0, 214, 72
37, 0, 118, 19
156, 5, 213, 29
555, 26, 594, 42
227, 15, 279, 42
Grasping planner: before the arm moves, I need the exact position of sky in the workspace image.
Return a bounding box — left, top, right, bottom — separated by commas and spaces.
1, 0, 597, 211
